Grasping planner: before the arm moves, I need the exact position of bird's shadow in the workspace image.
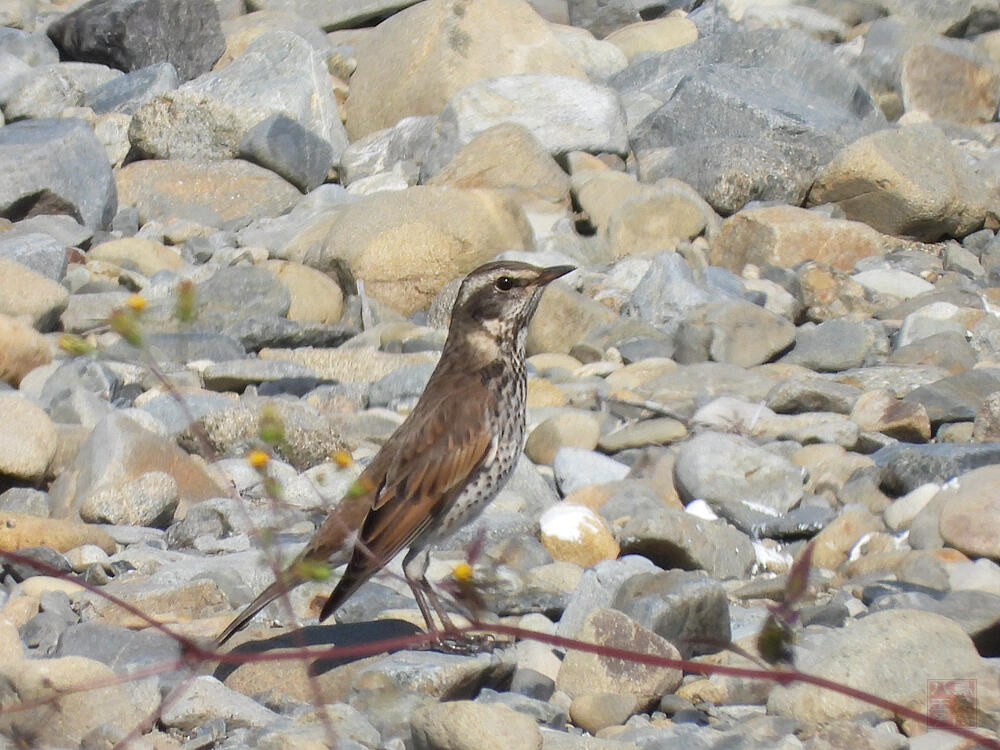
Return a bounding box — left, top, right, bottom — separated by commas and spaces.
212, 618, 423, 682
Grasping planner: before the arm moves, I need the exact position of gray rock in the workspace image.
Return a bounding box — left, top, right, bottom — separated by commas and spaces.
636, 137, 818, 216
202, 359, 319, 392
82, 62, 179, 115
0, 28, 59, 66
106, 331, 246, 365
674, 431, 804, 513
55, 621, 182, 670
161, 676, 281, 730
0, 232, 67, 281
613, 569, 730, 658
368, 363, 435, 409
0, 118, 117, 230
21, 611, 72, 656
676, 300, 795, 367
476, 687, 567, 729
129, 30, 346, 162
60, 291, 131, 333
781, 318, 884, 372
2, 213, 93, 249
552, 447, 630, 496
239, 113, 334, 193
874, 442, 1000, 494
39, 358, 121, 409
902, 368, 1000, 423
250, 0, 422, 30
411, 699, 543, 750
340, 115, 436, 186
220, 317, 358, 351
0, 487, 51, 517
428, 74, 628, 170
78, 470, 179, 527
3, 62, 121, 120
556, 555, 659, 638
567, 0, 639, 37
2, 545, 71, 581
177, 397, 346, 469
717, 501, 836, 540
766, 377, 862, 415
46, 0, 225, 82
618, 507, 755, 580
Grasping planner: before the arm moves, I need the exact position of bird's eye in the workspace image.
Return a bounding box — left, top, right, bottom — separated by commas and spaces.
494, 276, 514, 291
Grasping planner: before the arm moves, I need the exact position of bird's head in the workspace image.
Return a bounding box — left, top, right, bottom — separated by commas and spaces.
449, 261, 575, 348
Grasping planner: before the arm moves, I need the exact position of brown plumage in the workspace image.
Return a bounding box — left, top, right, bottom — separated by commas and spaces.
216, 260, 574, 646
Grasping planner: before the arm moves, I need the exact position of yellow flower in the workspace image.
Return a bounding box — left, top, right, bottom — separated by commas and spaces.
332, 450, 353, 468
452, 562, 474, 583
247, 449, 269, 469
126, 294, 147, 312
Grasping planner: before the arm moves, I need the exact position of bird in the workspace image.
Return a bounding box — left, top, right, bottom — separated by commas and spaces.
216, 260, 575, 646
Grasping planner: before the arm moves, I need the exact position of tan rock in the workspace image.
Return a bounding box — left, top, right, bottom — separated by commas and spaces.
556, 608, 681, 706
344, 0, 584, 139
811, 507, 884, 570
539, 503, 619, 567
526, 378, 567, 407
0, 257, 69, 329
606, 187, 708, 257
604, 16, 698, 61
427, 122, 571, 206
901, 44, 1000, 125
525, 411, 601, 464
116, 159, 301, 227
264, 260, 344, 324
0, 393, 56, 481
568, 692, 640, 734
570, 169, 644, 234
88, 237, 184, 276
0, 313, 51, 386
0, 656, 149, 747
710, 205, 887, 273
939, 465, 1000, 559
526, 281, 618, 356
0, 619, 23, 665
850, 389, 931, 442
81, 578, 228, 627
411, 701, 542, 750
0, 513, 116, 554
604, 16, 698, 60
807, 124, 989, 241
796, 261, 882, 321
283, 186, 533, 314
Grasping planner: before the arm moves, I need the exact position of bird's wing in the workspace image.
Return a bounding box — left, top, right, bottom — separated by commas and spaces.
315, 378, 498, 621
362, 377, 496, 563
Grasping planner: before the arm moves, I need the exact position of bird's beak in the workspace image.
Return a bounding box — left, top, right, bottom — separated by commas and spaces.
532, 265, 576, 286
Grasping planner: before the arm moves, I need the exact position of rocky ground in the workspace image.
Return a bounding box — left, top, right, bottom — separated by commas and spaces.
4, 0, 1000, 747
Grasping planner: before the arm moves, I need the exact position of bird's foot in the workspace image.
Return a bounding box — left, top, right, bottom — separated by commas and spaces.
421, 631, 499, 655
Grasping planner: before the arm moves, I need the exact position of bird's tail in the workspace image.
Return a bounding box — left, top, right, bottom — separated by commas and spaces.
215, 576, 300, 647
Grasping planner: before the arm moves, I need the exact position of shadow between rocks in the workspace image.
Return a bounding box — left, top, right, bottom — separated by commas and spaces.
212, 618, 423, 682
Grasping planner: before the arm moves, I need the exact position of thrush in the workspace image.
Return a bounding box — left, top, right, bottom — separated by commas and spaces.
216, 260, 574, 646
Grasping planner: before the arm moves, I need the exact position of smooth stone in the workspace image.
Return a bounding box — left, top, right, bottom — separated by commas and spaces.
0, 313, 51, 387
88, 236, 183, 276
3, 62, 120, 120
902, 43, 1000, 125
940, 465, 1000, 560
556, 555, 658, 639
539, 503, 619, 567
0, 393, 56, 481
342, 0, 584, 140
768, 609, 994, 724
82, 61, 179, 115
597, 418, 687, 451
556, 608, 682, 706
0, 256, 69, 330
811, 507, 884, 570
115, 159, 301, 227
525, 411, 601, 465
674, 431, 804, 514
161, 675, 281, 730
852, 268, 935, 299
410, 700, 542, 750
677, 299, 795, 368
902, 368, 1000, 423
552, 447, 630, 496
781, 318, 882, 372
766, 377, 862, 415
850, 389, 931, 442
0, 512, 115, 554
239, 113, 334, 193
201, 359, 319, 392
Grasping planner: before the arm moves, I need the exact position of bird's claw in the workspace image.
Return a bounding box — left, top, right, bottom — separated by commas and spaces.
421, 632, 499, 655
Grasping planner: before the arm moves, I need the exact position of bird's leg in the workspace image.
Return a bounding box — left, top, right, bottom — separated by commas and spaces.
402, 548, 496, 654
